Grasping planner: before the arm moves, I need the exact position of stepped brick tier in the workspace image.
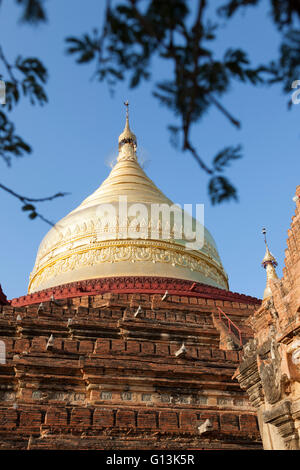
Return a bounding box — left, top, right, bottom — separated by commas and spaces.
0, 279, 262, 450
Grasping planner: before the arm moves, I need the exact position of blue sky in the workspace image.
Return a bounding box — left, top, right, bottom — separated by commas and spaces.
0, 0, 299, 300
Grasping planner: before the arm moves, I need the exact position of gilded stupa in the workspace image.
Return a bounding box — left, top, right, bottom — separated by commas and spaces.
0, 104, 263, 451
28, 104, 228, 294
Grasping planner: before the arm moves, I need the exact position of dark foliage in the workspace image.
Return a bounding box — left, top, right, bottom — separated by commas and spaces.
0, 0, 300, 219
65, 0, 265, 203
0, 0, 64, 224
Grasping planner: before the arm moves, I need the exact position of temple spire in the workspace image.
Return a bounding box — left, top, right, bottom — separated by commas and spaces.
118, 101, 137, 162
261, 228, 278, 300
125, 100, 129, 121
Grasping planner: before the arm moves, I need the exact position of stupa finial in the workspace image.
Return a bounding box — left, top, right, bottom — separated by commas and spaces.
124, 100, 129, 121
118, 101, 137, 162
261, 228, 278, 268
261, 228, 278, 300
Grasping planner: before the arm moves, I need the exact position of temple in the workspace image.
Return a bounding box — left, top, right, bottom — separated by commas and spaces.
0, 106, 297, 450
235, 186, 300, 450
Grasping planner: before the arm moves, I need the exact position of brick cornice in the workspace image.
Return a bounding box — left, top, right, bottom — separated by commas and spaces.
10, 276, 261, 307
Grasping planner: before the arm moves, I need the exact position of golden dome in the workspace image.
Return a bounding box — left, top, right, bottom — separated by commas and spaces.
28, 109, 228, 294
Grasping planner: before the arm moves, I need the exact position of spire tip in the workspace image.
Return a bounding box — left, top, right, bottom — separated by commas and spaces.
261, 228, 277, 269
118, 100, 137, 161
124, 100, 129, 121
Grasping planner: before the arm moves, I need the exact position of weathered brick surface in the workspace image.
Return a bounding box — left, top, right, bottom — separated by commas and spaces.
70, 408, 90, 426
126, 340, 140, 354
64, 340, 78, 353
45, 408, 68, 426
19, 410, 41, 428
155, 343, 169, 356
30, 337, 47, 352
116, 410, 135, 428
0, 409, 17, 428
111, 339, 125, 353
95, 338, 110, 354
211, 349, 225, 360
93, 409, 114, 427
159, 411, 178, 430
79, 340, 94, 354
14, 338, 30, 353
220, 413, 240, 432
225, 350, 239, 362
0, 288, 262, 449
141, 342, 155, 355
197, 346, 211, 360
180, 410, 197, 430
239, 414, 258, 432
137, 410, 157, 429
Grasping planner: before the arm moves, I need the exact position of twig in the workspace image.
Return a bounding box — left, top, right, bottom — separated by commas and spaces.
208, 94, 241, 128
0, 46, 17, 83
0, 182, 68, 226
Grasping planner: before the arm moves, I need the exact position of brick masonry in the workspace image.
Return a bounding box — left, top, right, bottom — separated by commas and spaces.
0, 281, 262, 450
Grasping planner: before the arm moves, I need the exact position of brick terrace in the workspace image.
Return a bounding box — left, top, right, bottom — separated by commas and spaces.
0, 278, 262, 450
